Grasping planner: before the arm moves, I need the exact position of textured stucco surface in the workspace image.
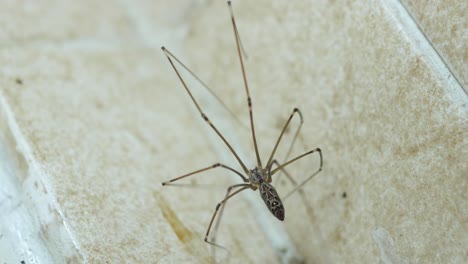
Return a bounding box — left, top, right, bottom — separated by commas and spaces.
0, 0, 136, 42
0, 45, 278, 262
184, 1, 467, 262
0, 0, 467, 263
401, 0, 468, 90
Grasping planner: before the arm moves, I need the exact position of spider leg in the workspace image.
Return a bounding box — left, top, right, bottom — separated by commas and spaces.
265, 108, 303, 173
204, 184, 251, 253
270, 149, 323, 200
162, 47, 250, 175
162, 163, 247, 185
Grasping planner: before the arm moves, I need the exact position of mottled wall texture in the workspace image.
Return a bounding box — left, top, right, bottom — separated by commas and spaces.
0, 0, 466, 263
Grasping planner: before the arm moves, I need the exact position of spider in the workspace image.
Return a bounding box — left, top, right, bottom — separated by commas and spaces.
161, 0, 322, 250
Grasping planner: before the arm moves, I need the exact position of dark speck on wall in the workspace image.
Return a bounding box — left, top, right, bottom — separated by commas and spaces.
15, 78, 23, 85
342, 192, 347, 198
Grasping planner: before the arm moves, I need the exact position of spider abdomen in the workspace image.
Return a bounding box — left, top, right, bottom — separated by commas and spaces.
259, 182, 285, 221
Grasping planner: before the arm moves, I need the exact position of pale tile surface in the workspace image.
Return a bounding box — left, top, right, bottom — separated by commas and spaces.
185, 0, 467, 263
401, 0, 468, 89
0, 0, 277, 262
0, 44, 278, 262
0, 0, 136, 42
0, 0, 467, 263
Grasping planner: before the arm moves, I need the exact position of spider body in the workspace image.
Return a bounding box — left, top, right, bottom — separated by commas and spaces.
249, 167, 285, 221
259, 182, 285, 221
248, 167, 267, 185
161, 0, 322, 251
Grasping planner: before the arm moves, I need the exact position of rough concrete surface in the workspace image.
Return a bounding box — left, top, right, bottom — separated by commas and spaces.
0, 0, 467, 263
401, 0, 468, 91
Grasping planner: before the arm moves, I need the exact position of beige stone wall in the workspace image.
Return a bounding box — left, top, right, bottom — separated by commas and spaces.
401, 0, 468, 89
0, 0, 466, 263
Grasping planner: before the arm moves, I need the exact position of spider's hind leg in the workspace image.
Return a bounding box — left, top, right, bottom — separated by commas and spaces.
205, 183, 252, 260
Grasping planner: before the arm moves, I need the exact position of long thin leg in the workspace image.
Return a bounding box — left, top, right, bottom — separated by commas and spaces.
205, 184, 251, 250
270, 160, 306, 200
271, 148, 323, 200
270, 160, 317, 226
265, 108, 303, 172
210, 181, 248, 239
271, 148, 322, 176
228, 1, 262, 169
283, 168, 321, 200
282, 112, 303, 167
210, 183, 246, 260
160, 46, 246, 129
273, 111, 303, 186
162, 47, 249, 175
161, 163, 248, 185
270, 160, 300, 188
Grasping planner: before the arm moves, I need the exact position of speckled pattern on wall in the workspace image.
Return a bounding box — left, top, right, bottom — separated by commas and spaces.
401, 0, 468, 90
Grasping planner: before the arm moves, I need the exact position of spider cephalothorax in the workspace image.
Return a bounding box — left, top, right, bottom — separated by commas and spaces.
249, 167, 267, 185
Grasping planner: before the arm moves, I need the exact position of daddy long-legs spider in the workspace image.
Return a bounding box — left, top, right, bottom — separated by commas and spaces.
161, 0, 323, 255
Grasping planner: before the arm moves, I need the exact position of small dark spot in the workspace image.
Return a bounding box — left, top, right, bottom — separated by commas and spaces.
94, 100, 103, 109
21, 261, 25, 264
16, 78, 23, 85
342, 192, 347, 198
